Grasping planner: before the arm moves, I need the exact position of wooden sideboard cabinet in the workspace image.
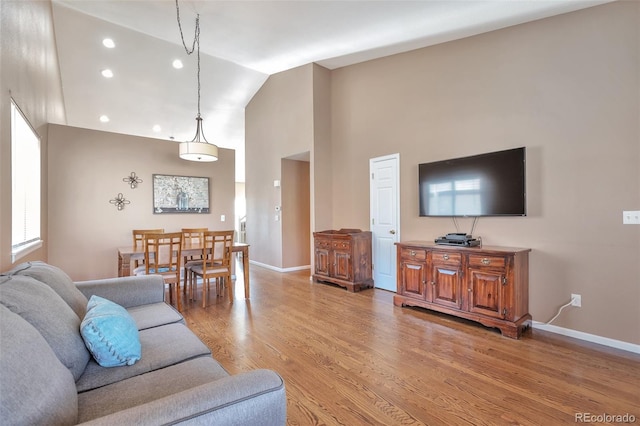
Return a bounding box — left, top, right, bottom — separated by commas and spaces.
394, 242, 531, 339
313, 229, 373, 292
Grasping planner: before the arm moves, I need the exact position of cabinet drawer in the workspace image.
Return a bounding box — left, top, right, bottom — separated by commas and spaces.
332, 240, 351, 250
468, 254, 506, 268
315, 239, 331, 250
400, 248, 427, 261
431, 251, 462, 264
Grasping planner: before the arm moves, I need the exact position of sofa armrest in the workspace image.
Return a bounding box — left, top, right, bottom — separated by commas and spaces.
75, 275, 165, 308
78, 369, 286, 426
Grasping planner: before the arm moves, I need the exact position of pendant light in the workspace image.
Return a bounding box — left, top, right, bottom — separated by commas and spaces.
175, 0, 218, 162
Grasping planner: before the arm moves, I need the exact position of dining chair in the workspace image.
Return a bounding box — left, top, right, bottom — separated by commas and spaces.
181, 227, 208, 299
135, 232, 183, 310
132, 228, 164, 273
190, 230, 234, 307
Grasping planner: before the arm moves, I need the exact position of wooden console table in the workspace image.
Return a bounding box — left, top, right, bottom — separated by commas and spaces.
394, 242, 531, 339
313, 229, 373, 292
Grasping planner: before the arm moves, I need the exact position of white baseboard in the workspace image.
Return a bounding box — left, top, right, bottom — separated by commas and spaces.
249, 260, 311, 273
532, 321, 640, 354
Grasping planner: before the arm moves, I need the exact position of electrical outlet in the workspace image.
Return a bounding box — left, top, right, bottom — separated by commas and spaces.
571, 293, 582, 307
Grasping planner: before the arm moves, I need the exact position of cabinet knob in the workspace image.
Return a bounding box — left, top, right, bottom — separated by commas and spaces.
468, 288, 472, 292
410, 250, 416, 256
389, 230, 396, 235
431, 281, 436, 286
443, 254, 449, 260
482, 258, 490, 265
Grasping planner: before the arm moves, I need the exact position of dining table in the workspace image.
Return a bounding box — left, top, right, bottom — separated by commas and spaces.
117, 242, 251, 299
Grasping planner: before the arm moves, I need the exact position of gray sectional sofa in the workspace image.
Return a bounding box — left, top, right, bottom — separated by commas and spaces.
0, 261, 286, 425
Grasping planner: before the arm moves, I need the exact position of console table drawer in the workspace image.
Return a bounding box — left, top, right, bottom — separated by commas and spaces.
332, 240, 351, 250
468, 254, 506, 268
400, 248, 427, 261
431, 251, 462, 264
315, 239, 331, 250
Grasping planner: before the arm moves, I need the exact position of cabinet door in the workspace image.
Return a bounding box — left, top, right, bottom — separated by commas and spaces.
332, 250, 352, 281
468, 269, 505, 319
430, 262, 463, 309
400, 261, 426, 299
315, 248, 330, 277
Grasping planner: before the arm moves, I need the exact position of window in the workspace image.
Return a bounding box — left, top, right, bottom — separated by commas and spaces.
11, 99, 42, 262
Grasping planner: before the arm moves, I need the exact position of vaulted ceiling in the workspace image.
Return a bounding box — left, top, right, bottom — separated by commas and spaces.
51, 0, 610, 180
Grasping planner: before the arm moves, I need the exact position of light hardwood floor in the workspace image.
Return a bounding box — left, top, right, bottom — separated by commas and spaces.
179, 264, 640, 425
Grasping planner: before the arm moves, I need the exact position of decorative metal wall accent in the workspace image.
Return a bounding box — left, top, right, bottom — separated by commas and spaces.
123, 172, 143, 189
110, 193, 130, 210
152, 174, 210, 214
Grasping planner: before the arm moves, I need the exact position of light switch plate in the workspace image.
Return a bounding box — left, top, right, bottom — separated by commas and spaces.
623, 210, 640, 224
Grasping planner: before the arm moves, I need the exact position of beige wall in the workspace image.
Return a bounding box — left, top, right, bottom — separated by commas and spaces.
0, 0, 65, 270
48, 124, 235, 280
245, 65, 314, 268
311, 64, 333, 232
246, 2, 639, 344
328, 2, 639, 344
245, 63, 331, 270
282, 159, 310, 269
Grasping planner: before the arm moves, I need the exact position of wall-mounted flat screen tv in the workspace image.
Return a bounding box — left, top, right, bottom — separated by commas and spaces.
419, 147, 526, 217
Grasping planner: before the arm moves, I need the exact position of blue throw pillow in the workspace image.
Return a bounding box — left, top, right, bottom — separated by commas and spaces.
80, 295, 141, 367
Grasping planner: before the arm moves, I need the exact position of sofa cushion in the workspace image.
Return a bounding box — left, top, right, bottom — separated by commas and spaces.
81, 296, 142, 367
127, 302, 184, 330
7, 261, 88, 319
0, 275, 90, 381
76, 322, 212, 392
77, 356, 229, 422
0, 304, 78, 425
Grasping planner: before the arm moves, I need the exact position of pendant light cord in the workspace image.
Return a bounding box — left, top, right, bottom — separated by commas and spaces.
175, 0, 201, 116
175, 0, 218, 160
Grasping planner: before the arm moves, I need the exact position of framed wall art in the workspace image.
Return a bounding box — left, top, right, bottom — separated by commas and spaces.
152, 174, 210, 214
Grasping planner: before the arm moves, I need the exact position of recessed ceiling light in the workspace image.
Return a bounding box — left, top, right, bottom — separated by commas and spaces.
172, 59, 183, 69
102, 38, 115, 48
152, 125, 161, 132
99, 115, 110, 123
101, 69, 114, 78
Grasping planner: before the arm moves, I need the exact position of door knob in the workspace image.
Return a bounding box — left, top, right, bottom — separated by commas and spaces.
389, 230, 396, 234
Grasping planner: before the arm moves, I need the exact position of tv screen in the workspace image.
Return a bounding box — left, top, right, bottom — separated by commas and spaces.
419, 147, 526, 217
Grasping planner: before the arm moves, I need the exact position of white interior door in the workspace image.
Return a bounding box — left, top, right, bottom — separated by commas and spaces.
370, 154, 400, 292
